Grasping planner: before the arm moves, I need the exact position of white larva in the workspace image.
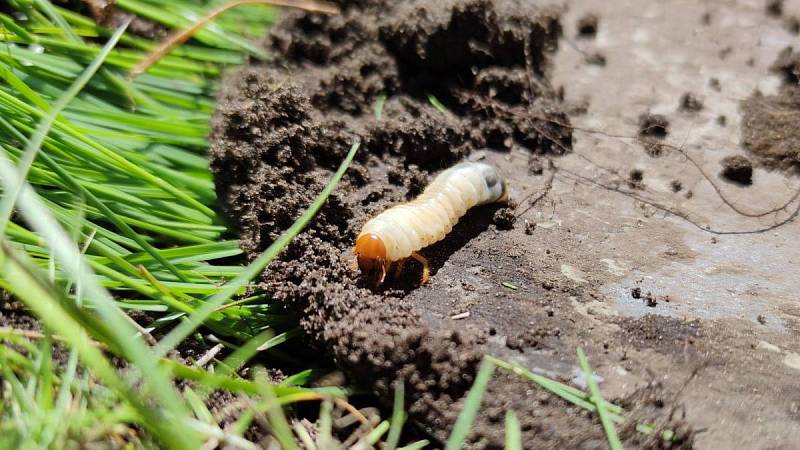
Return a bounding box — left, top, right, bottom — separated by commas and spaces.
354, 161, 508, 283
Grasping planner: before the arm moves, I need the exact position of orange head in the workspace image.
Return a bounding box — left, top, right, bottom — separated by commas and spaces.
354, 233, 388, 285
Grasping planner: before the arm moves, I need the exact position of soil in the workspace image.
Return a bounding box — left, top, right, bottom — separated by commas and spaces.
210, 0, 800, 448
741, 46, 800, 173
576, 13, 599, 39
719, 155, 754, 186
679, 93, 704, 113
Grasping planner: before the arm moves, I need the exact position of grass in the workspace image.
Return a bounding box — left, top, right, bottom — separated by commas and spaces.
0, 1, 674, 448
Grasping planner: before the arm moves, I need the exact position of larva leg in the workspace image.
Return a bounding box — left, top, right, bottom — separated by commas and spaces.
392, 259, 407, 279
410, 252, 431, 284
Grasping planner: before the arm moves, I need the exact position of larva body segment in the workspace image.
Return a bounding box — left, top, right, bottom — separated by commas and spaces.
355, 161, 507, 283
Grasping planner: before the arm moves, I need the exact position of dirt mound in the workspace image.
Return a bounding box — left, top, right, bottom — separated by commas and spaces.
740, 47, 800, 172
207, 0, 610, 446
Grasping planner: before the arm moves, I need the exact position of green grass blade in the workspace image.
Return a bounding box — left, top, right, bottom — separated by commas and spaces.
577, 348, 624, 450
504, 410, 522, 450
397, 440, 430, 450
485, 355, 624, 419
374, 94, 386, 120
216, 329, 274, 377
0, 19, 130, 237
427, 94, 448, 113
255, 368, 299, 450
386, 382, 406, 450
0, 243, 195, 450
364, 420, 390, 445
0, 149, 199, 449
154, 141, 361, 357
444, 360, 495, 450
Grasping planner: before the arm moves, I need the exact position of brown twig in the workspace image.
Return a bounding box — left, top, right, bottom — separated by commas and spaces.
128, 0, 340, 79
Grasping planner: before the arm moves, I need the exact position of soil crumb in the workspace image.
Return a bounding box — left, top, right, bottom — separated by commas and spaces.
740, 48, 800, 172
208, 0, 608, 447
785, 16, 800, 34
719, 155, 754, 186
628, 169, 645, 190
584, 51, 607, 66
679, 92, 704, 112
770, 46, 800, 84
492, 208, 516, 229
576, 13, 599, 39
766, 0, 784, 17
638, 113, 669, 157
638, 113, 669, 138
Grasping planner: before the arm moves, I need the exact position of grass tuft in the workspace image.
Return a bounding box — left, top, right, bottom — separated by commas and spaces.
445, 359, 496, 450
578, 348, 624, 450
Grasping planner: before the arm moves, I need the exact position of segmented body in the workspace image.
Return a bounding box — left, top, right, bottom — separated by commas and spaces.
358, 162, 507, 262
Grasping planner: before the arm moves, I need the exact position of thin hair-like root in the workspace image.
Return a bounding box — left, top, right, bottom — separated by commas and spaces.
501, 35, 800, 235
128, 0, 339, 79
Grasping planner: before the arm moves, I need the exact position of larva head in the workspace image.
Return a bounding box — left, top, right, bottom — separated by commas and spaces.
354, 233, 388, 285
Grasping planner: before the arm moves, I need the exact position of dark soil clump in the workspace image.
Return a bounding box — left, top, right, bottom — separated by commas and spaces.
766, 0, 784, 17
584, 51, 607, 66
719, 155, 754, 185
679, 92, 704, 112
785, 16, 800, 34
638, 113, 669, 157
492, 208, 516, 229
576, 13, 599, 39
209, 0, 594, 446
628, 169, 645, 190
770, 46, 800, 84
740, 48, 800, 172
638, 113, 669, 138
